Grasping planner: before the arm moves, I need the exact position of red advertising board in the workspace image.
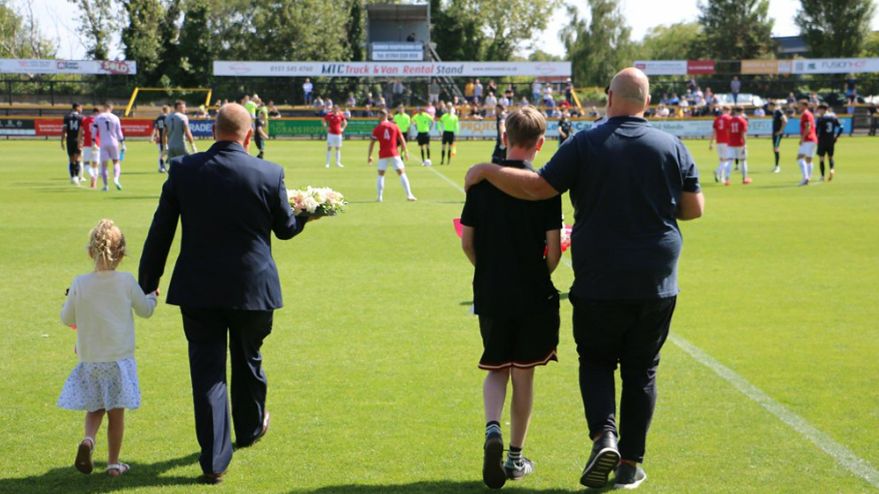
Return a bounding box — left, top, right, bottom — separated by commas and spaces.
31, 118, 153, 137
687, 60, 716, 75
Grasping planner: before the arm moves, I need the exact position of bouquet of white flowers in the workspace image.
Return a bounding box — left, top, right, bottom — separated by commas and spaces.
287, 186, 347, 217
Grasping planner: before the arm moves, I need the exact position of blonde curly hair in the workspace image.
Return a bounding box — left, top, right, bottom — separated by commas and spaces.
88, 219, 126, 270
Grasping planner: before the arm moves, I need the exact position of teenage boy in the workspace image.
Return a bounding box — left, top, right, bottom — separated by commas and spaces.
367, 109, 416, 202
460, 106, 562, 489
815, 104, 843, 181
769, 101, 787, 173
708, 106, 731, 182
797, 100, 818, 186
726, 106, 751, 185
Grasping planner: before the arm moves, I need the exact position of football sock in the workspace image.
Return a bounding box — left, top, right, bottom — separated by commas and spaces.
741, 161, 748, 179
420, 148, 425, 161
426, 148, 431, 159
830, 158, 835, 170
89, 165, 98, 178
100, 163, 108, 186
325, 150, 331, 165
376, 176, 385, 198
807, 161, 813, 178
819, 160, 825, 177
723, 161, 732, 181
508, 445, 522, 462
159, 158, 164, 168
485, 421, 501, 437
335, 149, 341, 165
400, 173, 413, 196
114, 163, 121, 179
774, 151, 780, 166
68, 162, 76, 178
446, 149, 452, 164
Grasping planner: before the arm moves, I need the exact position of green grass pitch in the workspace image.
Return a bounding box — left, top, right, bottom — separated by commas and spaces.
0, 133, 877, 493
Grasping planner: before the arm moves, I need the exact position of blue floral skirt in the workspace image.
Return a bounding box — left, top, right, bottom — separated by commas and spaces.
58, 358, 140, 411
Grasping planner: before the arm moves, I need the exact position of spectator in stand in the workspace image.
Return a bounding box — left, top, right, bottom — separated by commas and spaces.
435, 101, 447, 119
470, 102, 484, 119
565, 78, 574, 104
504, 84, 514, 102
487, 79, 497, 97
532, 80, 543, 104
687, 77, 698, 92
267, 101, 281, 118
787, 92, 797, 106
303, 78, 313, 105
656, 104, 670, 118
392, 79, 405, 106
429, 78, 440, 104
485, 92, 498, 116
520, 96, 530, 106
808, 92, 819, 106
426, 101, 436, 118
346, 92, 357, 108
376, 94, 387, 108
668, 93, 680, 106
730, 76, 741, 104
704, 87, 715, 106
753, 106, 765, 117
465, 80, 476, 103
543, 85, 554, 107
474, 79, 484, 104
845, 75, 857, 104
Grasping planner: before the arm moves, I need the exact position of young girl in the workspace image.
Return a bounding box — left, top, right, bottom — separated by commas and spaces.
58, 219, 157, 477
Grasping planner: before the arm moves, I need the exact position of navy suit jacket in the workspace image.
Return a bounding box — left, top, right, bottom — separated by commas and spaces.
138, 141, 305, 310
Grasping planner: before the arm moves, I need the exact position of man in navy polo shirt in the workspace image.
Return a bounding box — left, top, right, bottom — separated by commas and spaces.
464, 68, 704, 490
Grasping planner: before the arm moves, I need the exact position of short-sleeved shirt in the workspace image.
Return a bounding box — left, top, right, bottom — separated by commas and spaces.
440, 113, 459, 134
800, 110, 817, 142
372, 120, 403, 158
82, 116, 98, 147
324, 112, 346, 135
393, 112, 411, 134
92, 112, 124, 147
772, 109, 785, 133
153, 114, 167, 137
727, 116, 748, 147
413, 112, 433, 133
244, 101, 258, 116
538, 116, 701, 300
558, 119, 573, 142
166, 112, 189, 151
713, 114, 730, 143
63, 111, 83, 142
816, 114, 841, 143
461, 159, 562, 316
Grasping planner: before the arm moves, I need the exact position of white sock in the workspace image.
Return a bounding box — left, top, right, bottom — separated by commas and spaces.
806, 161, 813, 178
325, 150, 331, 165
741, 161, 748, 179
798, 159, 808, 180
723, 161, 732, 181
400, 173, 413, 197
377, 175, 385, 198
335, 149, 341, 165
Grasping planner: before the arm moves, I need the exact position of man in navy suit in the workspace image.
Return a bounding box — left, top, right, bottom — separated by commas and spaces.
139, 103, 309, 484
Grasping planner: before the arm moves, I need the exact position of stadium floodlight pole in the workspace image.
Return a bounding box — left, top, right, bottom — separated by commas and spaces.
124, 87, 214, 117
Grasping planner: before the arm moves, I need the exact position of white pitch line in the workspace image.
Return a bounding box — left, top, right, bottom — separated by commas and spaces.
432, 170, 879, 489
670, 334, 879, 490
424, 166, 466, 194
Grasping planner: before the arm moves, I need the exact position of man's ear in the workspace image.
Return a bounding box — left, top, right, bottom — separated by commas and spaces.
243, 128, 253, 148
535, 136, 545, 152
502, 131, 509, 148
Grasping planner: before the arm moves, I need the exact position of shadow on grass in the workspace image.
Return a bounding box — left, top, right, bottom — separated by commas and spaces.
109, 196, 160, 200
0, 452, 200, 493
459, 292, 569, 306
288, 480, 593, 494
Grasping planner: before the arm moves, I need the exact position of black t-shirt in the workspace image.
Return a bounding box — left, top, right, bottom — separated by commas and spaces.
559, 119, 573, 142
816, 114, 841, 142
772, 109, 785, 133
63, 111, 83, 142
154, 114, 167, 136
254, 116, 264, 140
539, 116, 701, 300
461, 159, 562, 316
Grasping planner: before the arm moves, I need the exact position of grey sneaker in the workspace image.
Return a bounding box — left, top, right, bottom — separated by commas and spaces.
504, 456, 534, 481
482, 432, 506, 489
613, 462, 647, 490
579, 431, 620, 488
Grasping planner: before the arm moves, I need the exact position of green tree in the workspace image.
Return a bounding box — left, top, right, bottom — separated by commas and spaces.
697, 0, 774, 60
634, 22, 706, 61
173, 0, 213, 87
345, 0, 365, 62
796, 0, 877, 57
0, 0, 55, 58
430, 0, 486, 60
121, 0, 164, 83
252, 0, 349, 61
69, 0, 118, 59
561, 0, 633, 86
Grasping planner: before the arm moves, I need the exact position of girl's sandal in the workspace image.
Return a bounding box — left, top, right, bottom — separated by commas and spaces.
106, 463, 130, 477
74, 437, 95, 474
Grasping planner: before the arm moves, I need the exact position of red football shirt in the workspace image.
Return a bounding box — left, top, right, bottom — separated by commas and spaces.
372, 120, 402, 159
713, 114, 731, 144
800, 110, 817, 142
727, 116, 748, 147
324, 112, 346, 135
82, 116, 99, 146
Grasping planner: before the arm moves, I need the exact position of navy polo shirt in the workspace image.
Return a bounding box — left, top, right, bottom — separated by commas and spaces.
539, 116, 700, 300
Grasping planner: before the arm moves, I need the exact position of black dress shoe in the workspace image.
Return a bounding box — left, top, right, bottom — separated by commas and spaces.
198, 472, 224, 485
237, 411, 271, 448
579, 431, 621, 488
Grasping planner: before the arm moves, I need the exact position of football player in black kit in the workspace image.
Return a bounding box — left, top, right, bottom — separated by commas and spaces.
769, 101, 787, 173
152, 105, 170, 172
815, 103, 843, 182
61, 102, 84, 185
491, 104, 508, 164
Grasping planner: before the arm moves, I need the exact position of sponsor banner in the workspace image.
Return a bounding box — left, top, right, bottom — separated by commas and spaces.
34, 118, 63, 136
214, 61, 571, 77
687, 60, 715, 75
121, 119, 154, 137
742, 59, 779, 75
372, 51, 424, 61
20, 118, 153, 137
633, 60, 687, 75
190, 119, 215, 138
0, 59, 136, 75
791, 58, 879, 75
0, 118, 35, 136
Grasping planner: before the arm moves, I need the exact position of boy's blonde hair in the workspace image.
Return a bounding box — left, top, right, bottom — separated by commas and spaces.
88, 219, 126, 270
505, 106, 546, 149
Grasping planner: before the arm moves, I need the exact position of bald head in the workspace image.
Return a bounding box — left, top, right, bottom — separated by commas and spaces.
607, 68, 651, 117
214, 103, 252, 143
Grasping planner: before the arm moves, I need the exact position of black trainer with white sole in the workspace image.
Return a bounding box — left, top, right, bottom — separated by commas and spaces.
504, 456, 534, 481
579, 431, 621, 488
482, 432, 506, 489
613, 462, 647, 490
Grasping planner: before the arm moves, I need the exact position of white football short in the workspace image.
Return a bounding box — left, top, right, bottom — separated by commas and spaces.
716, 144, 728, 160
798, 141, 816, 157
726, 146, 746, 160
83, 145, 99, 163
327, 133, 343, 147
377, 156, 404, 172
